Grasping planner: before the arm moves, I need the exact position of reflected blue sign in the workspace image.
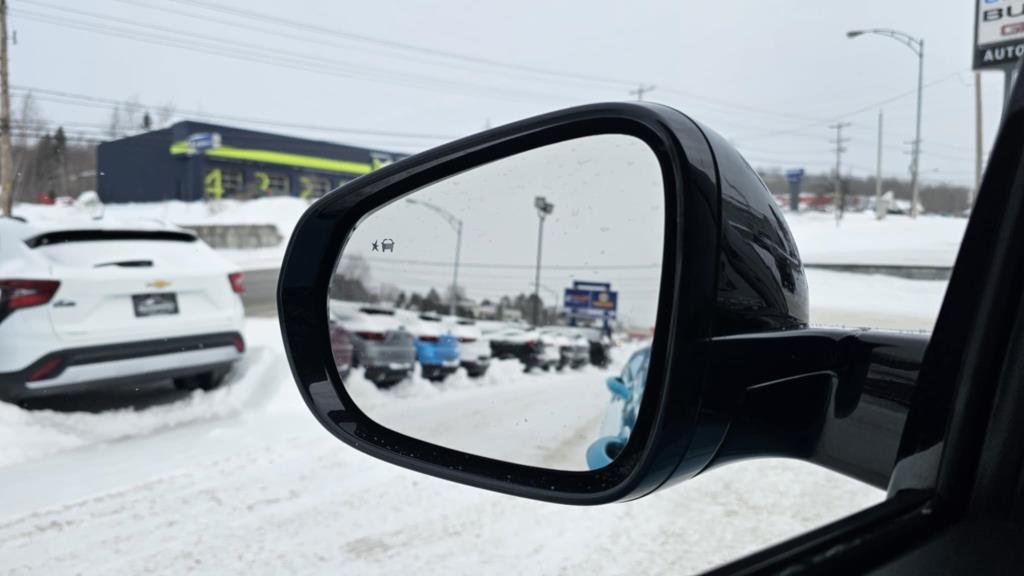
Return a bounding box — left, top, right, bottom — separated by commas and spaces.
564, 281, 618, 319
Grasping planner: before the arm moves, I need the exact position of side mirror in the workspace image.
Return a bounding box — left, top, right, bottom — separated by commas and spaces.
279, 102, 927, 505
606, 376, 631, 400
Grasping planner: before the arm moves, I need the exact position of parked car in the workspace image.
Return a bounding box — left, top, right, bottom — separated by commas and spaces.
331, 303, 416, 388
443, 316, 491, 378
576, 326, 613, 368
586, 346, 650, 470
488, 327, 559, 372
408, 312, 460, 381
0, 218, 245, 401
539, 327, 590, 370
328, 318, 354, 379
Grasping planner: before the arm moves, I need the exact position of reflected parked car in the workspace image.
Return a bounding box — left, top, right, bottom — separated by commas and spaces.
444, 316, 490, 378
538, 327, 590, 370
328, 318, 354, 378
409, 312, 460, 381
489, 327, 559, 372
331, 303, 416, 388
586, 346, 651, 470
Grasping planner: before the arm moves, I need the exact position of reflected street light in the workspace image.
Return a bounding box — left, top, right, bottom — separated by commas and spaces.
406, 198, 463, 316
847, 28, 924, 218
532, 196, 554, 326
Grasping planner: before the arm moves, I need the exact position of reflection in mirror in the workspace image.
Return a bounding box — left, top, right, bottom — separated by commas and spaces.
329, 134, 664, 471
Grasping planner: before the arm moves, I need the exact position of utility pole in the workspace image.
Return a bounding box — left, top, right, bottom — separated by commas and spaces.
629, 84, 655, 101
829, 122, 851, 225
875, 110, 884, 219
974, 72, 983, 207
0, 0, 13, 217
532, 196, 554, 326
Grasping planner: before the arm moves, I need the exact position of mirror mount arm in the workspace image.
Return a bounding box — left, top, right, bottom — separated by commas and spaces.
700, 328, 928, 490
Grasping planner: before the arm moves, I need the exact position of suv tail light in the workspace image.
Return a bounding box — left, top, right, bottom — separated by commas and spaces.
356, 331, 386, 341
231, 334, 246, 353
458, 337, 477, 343
28, 356, 64, 382
228, 272, 245, 294
0, 279, 60, 321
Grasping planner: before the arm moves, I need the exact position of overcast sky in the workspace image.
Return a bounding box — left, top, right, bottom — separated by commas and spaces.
344, 134, 664, 326
8, 0, 999, 189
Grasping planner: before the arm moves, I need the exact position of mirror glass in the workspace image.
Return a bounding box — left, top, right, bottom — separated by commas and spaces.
328, 134, 664, 471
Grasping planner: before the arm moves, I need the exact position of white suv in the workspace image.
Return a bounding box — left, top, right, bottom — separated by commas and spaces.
0, 217, 246, 402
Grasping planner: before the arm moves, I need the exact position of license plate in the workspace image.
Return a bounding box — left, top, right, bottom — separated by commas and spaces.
132, 293, 179, 317
442, 359, 460, 368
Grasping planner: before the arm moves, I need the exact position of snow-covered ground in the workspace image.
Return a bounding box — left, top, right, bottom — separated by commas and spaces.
0, 318, 884, 576
788, 210, 966, 267
0, 197, 959, 574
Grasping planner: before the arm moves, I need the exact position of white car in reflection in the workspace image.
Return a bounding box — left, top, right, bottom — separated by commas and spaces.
586, 346, 651, 470
0, 217, 245, 402
442, 316, 491, 378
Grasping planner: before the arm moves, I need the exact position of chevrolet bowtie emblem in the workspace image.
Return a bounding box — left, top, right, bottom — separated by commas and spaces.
147, 279, 172, 289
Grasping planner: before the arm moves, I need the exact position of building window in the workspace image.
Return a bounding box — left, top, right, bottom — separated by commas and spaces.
299, 174, 332, 199
204, 166, 244, 200
254, 170, 290, 196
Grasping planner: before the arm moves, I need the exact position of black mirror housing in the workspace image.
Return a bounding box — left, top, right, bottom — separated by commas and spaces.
278, 102, 810, 504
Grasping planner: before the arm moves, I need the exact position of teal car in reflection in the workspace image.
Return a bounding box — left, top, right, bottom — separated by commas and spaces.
586, 346, 651, 470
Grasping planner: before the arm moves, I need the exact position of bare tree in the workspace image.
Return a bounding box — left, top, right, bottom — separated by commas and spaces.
155, 102, 176, 128
13, 91, 45, 146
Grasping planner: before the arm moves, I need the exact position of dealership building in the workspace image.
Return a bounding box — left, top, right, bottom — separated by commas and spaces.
97, 121, 403, 203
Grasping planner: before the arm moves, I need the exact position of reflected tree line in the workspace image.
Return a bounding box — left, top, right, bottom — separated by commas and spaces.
332, 254, 557, 323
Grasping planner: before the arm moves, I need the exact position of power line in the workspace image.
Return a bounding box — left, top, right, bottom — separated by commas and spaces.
165, 0, 640, 90
349, 257, 661, 270
11, 85, 459, 141
11, 6, 574, 106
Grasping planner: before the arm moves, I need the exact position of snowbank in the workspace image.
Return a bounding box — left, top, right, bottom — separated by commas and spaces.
0, 319, 292, 469
787, 211, 966, 267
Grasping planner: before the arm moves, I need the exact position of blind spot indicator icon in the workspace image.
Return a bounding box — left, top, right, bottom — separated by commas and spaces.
381, 238, 395, 252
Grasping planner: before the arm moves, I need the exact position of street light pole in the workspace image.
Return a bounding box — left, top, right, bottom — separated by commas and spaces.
912, 39, 923, 218
847, 28, 924, 218
406, 198, 463, 316
532, 196, 554, 326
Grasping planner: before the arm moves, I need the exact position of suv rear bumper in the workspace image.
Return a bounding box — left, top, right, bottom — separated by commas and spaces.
0, 332, 244, 400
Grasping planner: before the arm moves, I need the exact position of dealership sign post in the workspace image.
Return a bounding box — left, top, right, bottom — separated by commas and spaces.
975, 0, 1024, 107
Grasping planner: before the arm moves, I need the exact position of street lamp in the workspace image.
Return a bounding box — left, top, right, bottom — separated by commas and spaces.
847, 28, 924, 218
532, 196, 554, 326
406, 198, 463, 316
